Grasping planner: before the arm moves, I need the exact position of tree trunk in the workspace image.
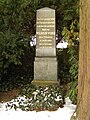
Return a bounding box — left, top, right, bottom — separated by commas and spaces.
77, 0, 90, 120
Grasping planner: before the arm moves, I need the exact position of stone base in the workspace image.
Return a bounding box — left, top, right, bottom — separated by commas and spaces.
34, 57, 58, 80
32, 80, 59, 86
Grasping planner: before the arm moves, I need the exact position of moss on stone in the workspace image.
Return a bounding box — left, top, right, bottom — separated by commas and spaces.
31, 80, 59, 86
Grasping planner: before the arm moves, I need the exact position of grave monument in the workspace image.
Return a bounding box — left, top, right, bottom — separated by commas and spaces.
33, 7, 58, 85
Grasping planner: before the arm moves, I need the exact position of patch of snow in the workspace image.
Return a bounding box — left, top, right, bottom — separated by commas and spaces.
55, 95, 62, 101
30, 35, 36, 46
0, 97, 76, 120
56, 41, 68, 48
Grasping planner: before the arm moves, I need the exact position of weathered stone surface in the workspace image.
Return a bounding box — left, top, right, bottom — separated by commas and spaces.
36, 7, 56, 57
34, 57, 57, 80
33, 7, 58, 83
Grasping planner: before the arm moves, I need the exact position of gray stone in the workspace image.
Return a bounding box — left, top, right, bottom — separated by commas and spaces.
36, 7, 56, 57
34, 7, 58, 83
34, 57, 57, 80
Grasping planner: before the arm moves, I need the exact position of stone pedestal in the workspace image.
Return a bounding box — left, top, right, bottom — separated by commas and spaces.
34, 57, 57, 80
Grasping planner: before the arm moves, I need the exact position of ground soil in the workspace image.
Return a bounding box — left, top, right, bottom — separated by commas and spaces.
0, 89, 21, 102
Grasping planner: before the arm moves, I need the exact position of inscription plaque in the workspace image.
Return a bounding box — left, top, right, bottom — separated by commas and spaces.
36, 7, 56, 56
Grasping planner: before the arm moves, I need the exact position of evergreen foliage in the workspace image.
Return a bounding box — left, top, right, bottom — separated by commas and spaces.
0, 0, 79, 104
5, 84, 64, 111
62, 19, 79, 104
0, 0, 34, 82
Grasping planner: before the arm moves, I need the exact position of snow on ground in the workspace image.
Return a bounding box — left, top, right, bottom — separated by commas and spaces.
56, 41, 68, 48
0, 97, 76, 120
